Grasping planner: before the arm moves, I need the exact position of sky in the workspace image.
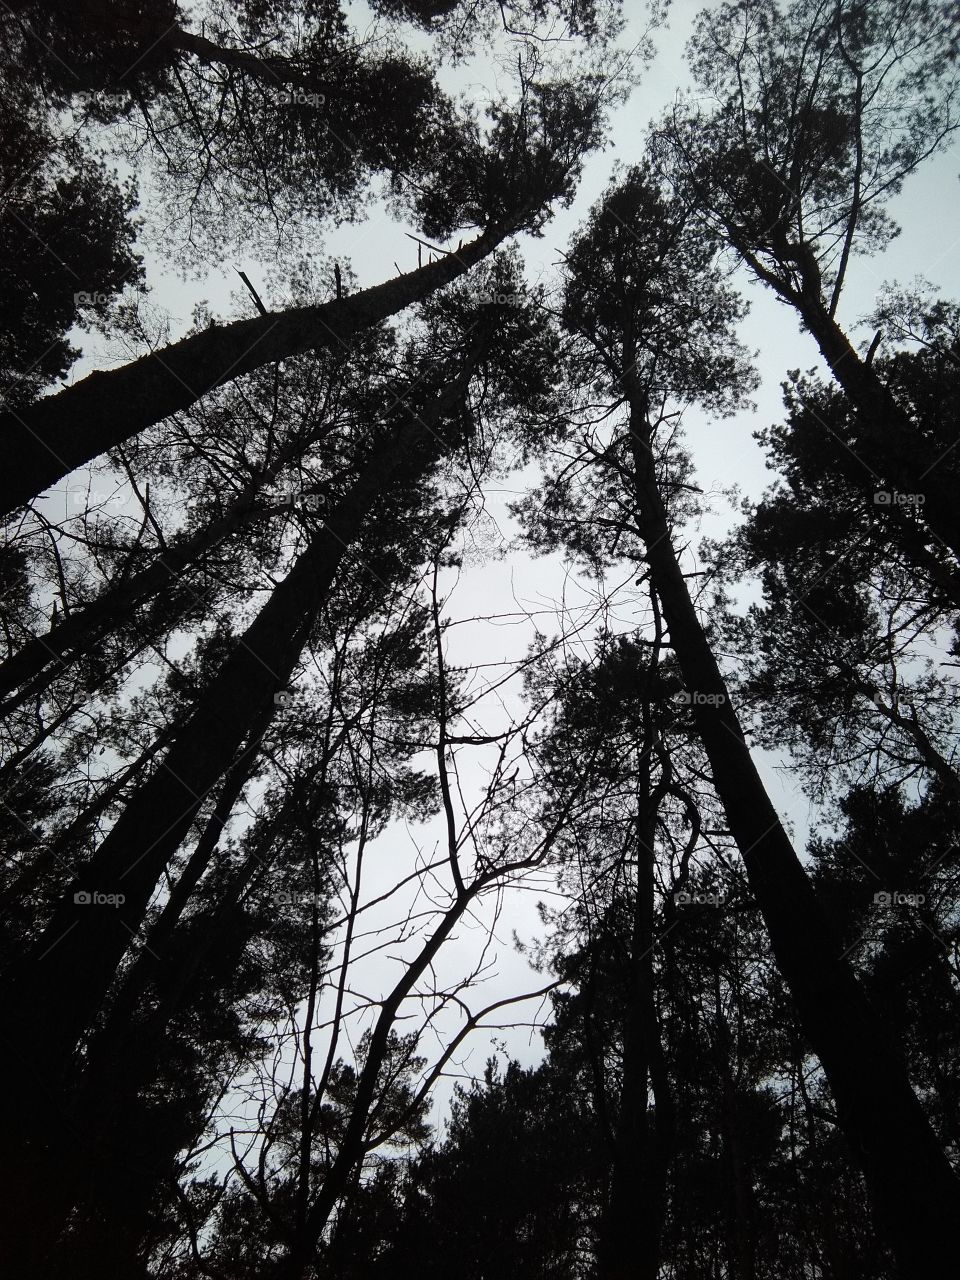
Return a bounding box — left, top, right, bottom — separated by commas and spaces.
289, 2, 960, 1129
56, 0, 960, 1141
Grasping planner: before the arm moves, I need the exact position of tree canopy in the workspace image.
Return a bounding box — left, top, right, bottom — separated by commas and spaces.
1, 2, 959, 1277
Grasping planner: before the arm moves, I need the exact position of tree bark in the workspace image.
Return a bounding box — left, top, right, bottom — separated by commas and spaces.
624, 379, 960, 1279
0, 351, 483, 1272
0, 494, 269, 711
1, 211, 529, 516
598, 762, 674, 1279
795, 296, 960, 567
714, 973, 758, 1280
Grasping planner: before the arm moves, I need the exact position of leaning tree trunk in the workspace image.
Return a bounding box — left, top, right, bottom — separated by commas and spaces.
0, 206, 533, 516
727, 236, 960, 582
0, 491, 271, 711
0, 718, 177, 912
796, 296, 960, 569
623, 373, 960, 1279
0, 349, 484, 1274
95, 729, 342, 1041
44, 728, 349, 1277
49, 813, 277, 1280
0, 394, 343, 710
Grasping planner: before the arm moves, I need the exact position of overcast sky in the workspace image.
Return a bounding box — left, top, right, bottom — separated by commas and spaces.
62, 0, 960, 1136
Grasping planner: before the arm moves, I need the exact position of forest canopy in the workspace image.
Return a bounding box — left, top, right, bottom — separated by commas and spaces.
1, 1, 959, 1277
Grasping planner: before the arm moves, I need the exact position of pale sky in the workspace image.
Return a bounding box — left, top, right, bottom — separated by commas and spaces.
56, 0, 960, 1139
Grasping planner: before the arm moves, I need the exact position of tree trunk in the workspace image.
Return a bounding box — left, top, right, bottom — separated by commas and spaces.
599, 778, 674, 1278
1, 210, 530, 516
624, 379, 960, 1279
0, 719, 177, 912
79, 717, 343, 1073
0, 352, 483, 1272
0, 492, 269, 711
797, 298, 960, 567
714, 974, 758, 1280
48, 837, 272, 1280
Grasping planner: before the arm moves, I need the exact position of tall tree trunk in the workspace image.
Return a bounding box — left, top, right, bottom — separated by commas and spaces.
0, 351, 483, 1273
0, 210, 531, 516
0, 404, 360, 709
729, 239, 960, 601
0, 494, 270, 711
599, 761, 674, 1278
714, 973, 758, 1280
623, 376, 960, 1279
0, 719, 177, 912
796, 297, 960, 568
46, 827, 275, 1280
